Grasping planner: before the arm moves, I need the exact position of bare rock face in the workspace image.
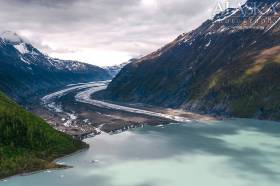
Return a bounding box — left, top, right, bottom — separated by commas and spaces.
101, 0, 280, 120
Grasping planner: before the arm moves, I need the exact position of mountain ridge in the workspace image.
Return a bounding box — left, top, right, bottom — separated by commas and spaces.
0, 31, 111, 103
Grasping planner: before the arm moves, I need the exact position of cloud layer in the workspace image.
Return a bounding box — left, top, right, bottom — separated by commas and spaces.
0, 0, 244, 66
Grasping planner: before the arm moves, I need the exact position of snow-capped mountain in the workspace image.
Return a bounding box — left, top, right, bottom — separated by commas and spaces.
104, 59, 137, 78
100, 0, 280, 121
0, 31, 103, 71
0, 31, 25, 44
0, 31, 111, 103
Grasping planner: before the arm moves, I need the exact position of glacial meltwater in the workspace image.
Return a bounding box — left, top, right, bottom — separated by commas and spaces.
2, 119, 280, 186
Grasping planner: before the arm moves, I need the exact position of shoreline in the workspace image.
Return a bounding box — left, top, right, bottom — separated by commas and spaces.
0, 146, 89, 181
5, 81, 276, 181
2, 116, 279, 182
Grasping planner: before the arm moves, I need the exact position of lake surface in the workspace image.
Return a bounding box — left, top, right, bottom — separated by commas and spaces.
2, 119, 280, 186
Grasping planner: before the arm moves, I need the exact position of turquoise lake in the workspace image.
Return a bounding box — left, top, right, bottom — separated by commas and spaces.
1, 119, 280, 186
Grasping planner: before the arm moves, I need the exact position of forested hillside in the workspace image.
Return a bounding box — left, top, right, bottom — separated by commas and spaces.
0, 92, 88, 179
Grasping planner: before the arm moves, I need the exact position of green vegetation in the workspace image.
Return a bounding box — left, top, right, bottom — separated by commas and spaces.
0, 92, 88, 179
229, 62, 280, 119
190, 47, 280, 120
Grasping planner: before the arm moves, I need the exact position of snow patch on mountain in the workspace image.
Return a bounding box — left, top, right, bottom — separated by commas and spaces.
51, 59, 88, 71
14, 43, 29, 54
19, 57, 30, 65
205, 40, 211, 47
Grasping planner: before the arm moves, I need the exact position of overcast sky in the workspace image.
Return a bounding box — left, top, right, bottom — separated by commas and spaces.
0, 0, 245, 66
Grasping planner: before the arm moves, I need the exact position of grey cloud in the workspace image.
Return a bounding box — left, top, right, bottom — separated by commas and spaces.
0, 0, 244, 65
8, 0, 79, 7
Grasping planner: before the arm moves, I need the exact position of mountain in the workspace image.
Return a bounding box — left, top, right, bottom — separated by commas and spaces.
100, 0, 280, 121
0, 31, 111, 103
104, 62, 128, 78
0, 91, 88, 179
104, 59, 136, 78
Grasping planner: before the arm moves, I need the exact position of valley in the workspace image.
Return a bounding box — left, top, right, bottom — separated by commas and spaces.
36, 81, 215, 139
1, 0, 280, 185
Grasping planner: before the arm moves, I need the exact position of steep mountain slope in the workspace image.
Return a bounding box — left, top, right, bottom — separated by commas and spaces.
0, 31, 111, 103
101, 0, 280, 120
0, 91, 88, 179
